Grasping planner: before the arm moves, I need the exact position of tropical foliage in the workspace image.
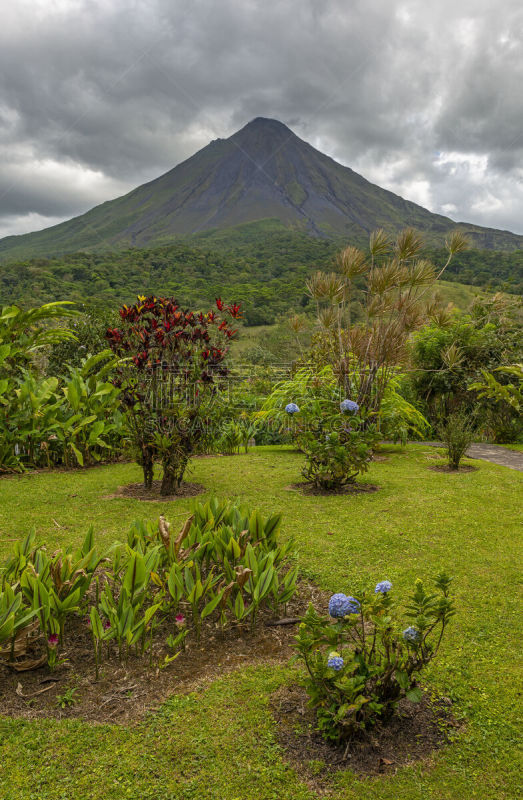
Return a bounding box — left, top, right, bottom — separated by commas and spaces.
0, 351, 124, 473
0, 302, 126, 472
305, 227, 468, 414
106, 295, 241, 494
257, 366, 429, 443
410, 294, 522, 441
470, 364, 522, 413
294, 574, 455, 741
0, 497, 298, 675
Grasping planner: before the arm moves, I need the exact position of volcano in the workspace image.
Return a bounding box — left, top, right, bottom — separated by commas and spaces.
1, 116, 522, 262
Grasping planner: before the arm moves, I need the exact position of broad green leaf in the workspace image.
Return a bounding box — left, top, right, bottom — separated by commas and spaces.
201, 590, 224, 620
90, 607, 104, 640
234, 591, 245, 620
253, 565, 275, 603
123, 551, 147, 599
70, 444, 84, 466
395, 669, 409, 689
406, 686, 423, 703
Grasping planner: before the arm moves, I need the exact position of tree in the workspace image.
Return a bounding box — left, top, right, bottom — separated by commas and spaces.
106, 295, 240, 494
304, 228, 468, 415
411, 294, 522, 440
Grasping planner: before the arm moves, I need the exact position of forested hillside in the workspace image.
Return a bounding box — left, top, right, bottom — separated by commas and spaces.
1, 228, 520, 323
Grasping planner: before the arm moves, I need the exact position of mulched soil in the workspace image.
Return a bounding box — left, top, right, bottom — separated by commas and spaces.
271, 683, 460, 787
0, 581, 329, 725
428, 465, 479, 473
285, 482, 380, 497
104, 480, 207, 501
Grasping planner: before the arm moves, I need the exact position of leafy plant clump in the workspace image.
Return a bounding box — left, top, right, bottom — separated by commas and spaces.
437, 411, 476, 470
294, 574, 455, 741
0, 527, 104, 669
0, 497, 298, 678
299, 404, 380, 490
0, 301, 127, 473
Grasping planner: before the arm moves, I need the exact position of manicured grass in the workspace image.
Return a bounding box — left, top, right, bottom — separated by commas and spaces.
0, 445, 521, 799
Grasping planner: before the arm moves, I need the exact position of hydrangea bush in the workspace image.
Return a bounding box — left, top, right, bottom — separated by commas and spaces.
294, 574, 455, 741
300, 419, 380, 490
281, 393, 379, 490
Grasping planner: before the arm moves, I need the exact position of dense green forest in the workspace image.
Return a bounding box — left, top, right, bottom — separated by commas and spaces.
426, 246, 523, 294
0, 227, 520, 324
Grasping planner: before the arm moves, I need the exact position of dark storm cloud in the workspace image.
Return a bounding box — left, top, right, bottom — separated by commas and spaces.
1, 0, 522, 238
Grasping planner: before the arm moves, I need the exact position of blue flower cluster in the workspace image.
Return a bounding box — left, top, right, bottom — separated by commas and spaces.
328, 593, 361, 618
403, 626, 421, 644
327, 654, 344, 671
340, 399, 359, 414
375, 580, 392, 594
285, 402, 300, 414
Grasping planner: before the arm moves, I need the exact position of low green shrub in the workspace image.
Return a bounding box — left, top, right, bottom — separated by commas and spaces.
437, 411, 476, 469
300, 423, 379, 490
294, 574, 455, 741
1, 527, 104, 668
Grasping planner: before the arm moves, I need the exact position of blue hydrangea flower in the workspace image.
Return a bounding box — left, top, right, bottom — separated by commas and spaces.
403, 626, 421, 644
327, 654, 344, 671
345, 596, 361, 614
328, 593, 350, 617
285, 402, 300, 414
328, 593, 360, 617
340, 399, 359, 414
375, 580, 392, 594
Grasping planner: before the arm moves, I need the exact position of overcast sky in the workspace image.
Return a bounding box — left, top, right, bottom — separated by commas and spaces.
1, 0, 522, 239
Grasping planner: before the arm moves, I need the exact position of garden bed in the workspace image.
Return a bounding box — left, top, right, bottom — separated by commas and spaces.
428, 465, 479, 473
271, 683, 460, 783
104, 480, 207, 501
285, 481, 379, 496
0, 581, 328, 724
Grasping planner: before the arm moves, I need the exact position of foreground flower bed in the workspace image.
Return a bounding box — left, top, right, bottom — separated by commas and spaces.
0, 497, 298, 680
0, 578, 324, 724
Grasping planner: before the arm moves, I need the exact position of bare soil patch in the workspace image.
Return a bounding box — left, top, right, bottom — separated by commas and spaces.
271, 684, 460, 785
104, 480, 206, 501
428, 465, 478, 474
0, 582, 329, 725
285, 482, 379, 497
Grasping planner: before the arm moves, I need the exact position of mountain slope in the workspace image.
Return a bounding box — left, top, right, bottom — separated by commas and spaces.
1, 117, 522, 262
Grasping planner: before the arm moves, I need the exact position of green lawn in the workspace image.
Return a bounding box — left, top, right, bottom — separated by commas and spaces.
0, 445, 521, 799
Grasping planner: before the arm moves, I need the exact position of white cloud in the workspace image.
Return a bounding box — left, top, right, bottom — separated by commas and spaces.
0, 213, 67, 239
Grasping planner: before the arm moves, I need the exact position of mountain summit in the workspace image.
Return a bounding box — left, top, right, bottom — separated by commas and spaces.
1, 117, 522, 262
